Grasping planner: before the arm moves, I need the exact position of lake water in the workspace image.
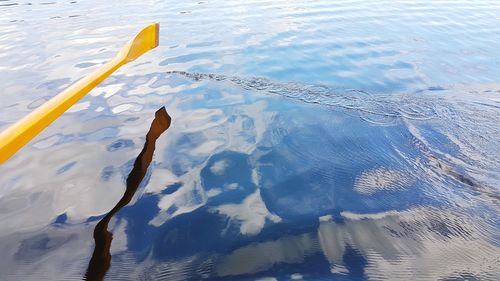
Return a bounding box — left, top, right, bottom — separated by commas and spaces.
0, 0, 499, 280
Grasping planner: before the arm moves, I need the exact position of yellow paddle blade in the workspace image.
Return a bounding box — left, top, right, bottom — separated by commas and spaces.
118, 23, 159, 63
0, 23, 160, 165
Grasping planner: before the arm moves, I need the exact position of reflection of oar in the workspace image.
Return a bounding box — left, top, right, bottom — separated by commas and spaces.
85, 107, 171, 281
0, 23, 159, 164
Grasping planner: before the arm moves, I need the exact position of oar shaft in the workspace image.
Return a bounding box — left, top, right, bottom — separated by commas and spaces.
0, 23, 159, 165
0, 59, 123, 164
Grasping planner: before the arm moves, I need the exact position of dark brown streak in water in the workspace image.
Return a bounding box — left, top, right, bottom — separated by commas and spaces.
410, 133, 500, 202
84, 107, 171, 281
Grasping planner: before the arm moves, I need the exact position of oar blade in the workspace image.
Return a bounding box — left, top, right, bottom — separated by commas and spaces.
119, 23, 159, 63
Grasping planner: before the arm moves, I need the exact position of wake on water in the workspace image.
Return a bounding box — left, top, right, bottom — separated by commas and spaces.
167, 70, 500, 202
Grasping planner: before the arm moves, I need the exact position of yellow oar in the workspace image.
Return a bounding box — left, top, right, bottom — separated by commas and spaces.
0, 23, 160, 165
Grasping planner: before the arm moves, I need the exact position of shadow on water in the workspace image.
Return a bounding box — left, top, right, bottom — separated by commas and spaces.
84, 107, 171, 281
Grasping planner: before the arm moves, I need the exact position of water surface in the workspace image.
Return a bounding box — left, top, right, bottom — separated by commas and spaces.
0, 0, 499, 280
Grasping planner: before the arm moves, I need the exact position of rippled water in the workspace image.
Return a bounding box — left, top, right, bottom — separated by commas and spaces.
1, 0, 500, 280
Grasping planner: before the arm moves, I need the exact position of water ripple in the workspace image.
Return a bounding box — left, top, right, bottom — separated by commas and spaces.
1, 0, 500, 280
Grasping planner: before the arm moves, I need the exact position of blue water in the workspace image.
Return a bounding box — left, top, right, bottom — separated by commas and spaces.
0, 0, 499, 280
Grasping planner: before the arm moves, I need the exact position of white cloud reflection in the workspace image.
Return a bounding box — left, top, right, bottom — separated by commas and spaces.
213, 207, 499, 280
212, 189, 281, 236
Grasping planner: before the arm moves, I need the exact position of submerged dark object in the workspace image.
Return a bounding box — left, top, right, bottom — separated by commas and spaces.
85, 107, 171, 281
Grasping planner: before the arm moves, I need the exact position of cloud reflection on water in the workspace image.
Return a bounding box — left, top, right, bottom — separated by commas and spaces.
0, 71, 499, 280
1, 0, 500, 278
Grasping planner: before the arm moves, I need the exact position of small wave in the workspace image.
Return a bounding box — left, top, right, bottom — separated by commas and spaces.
168, 71, 500, 199
166, 71, 445, 125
